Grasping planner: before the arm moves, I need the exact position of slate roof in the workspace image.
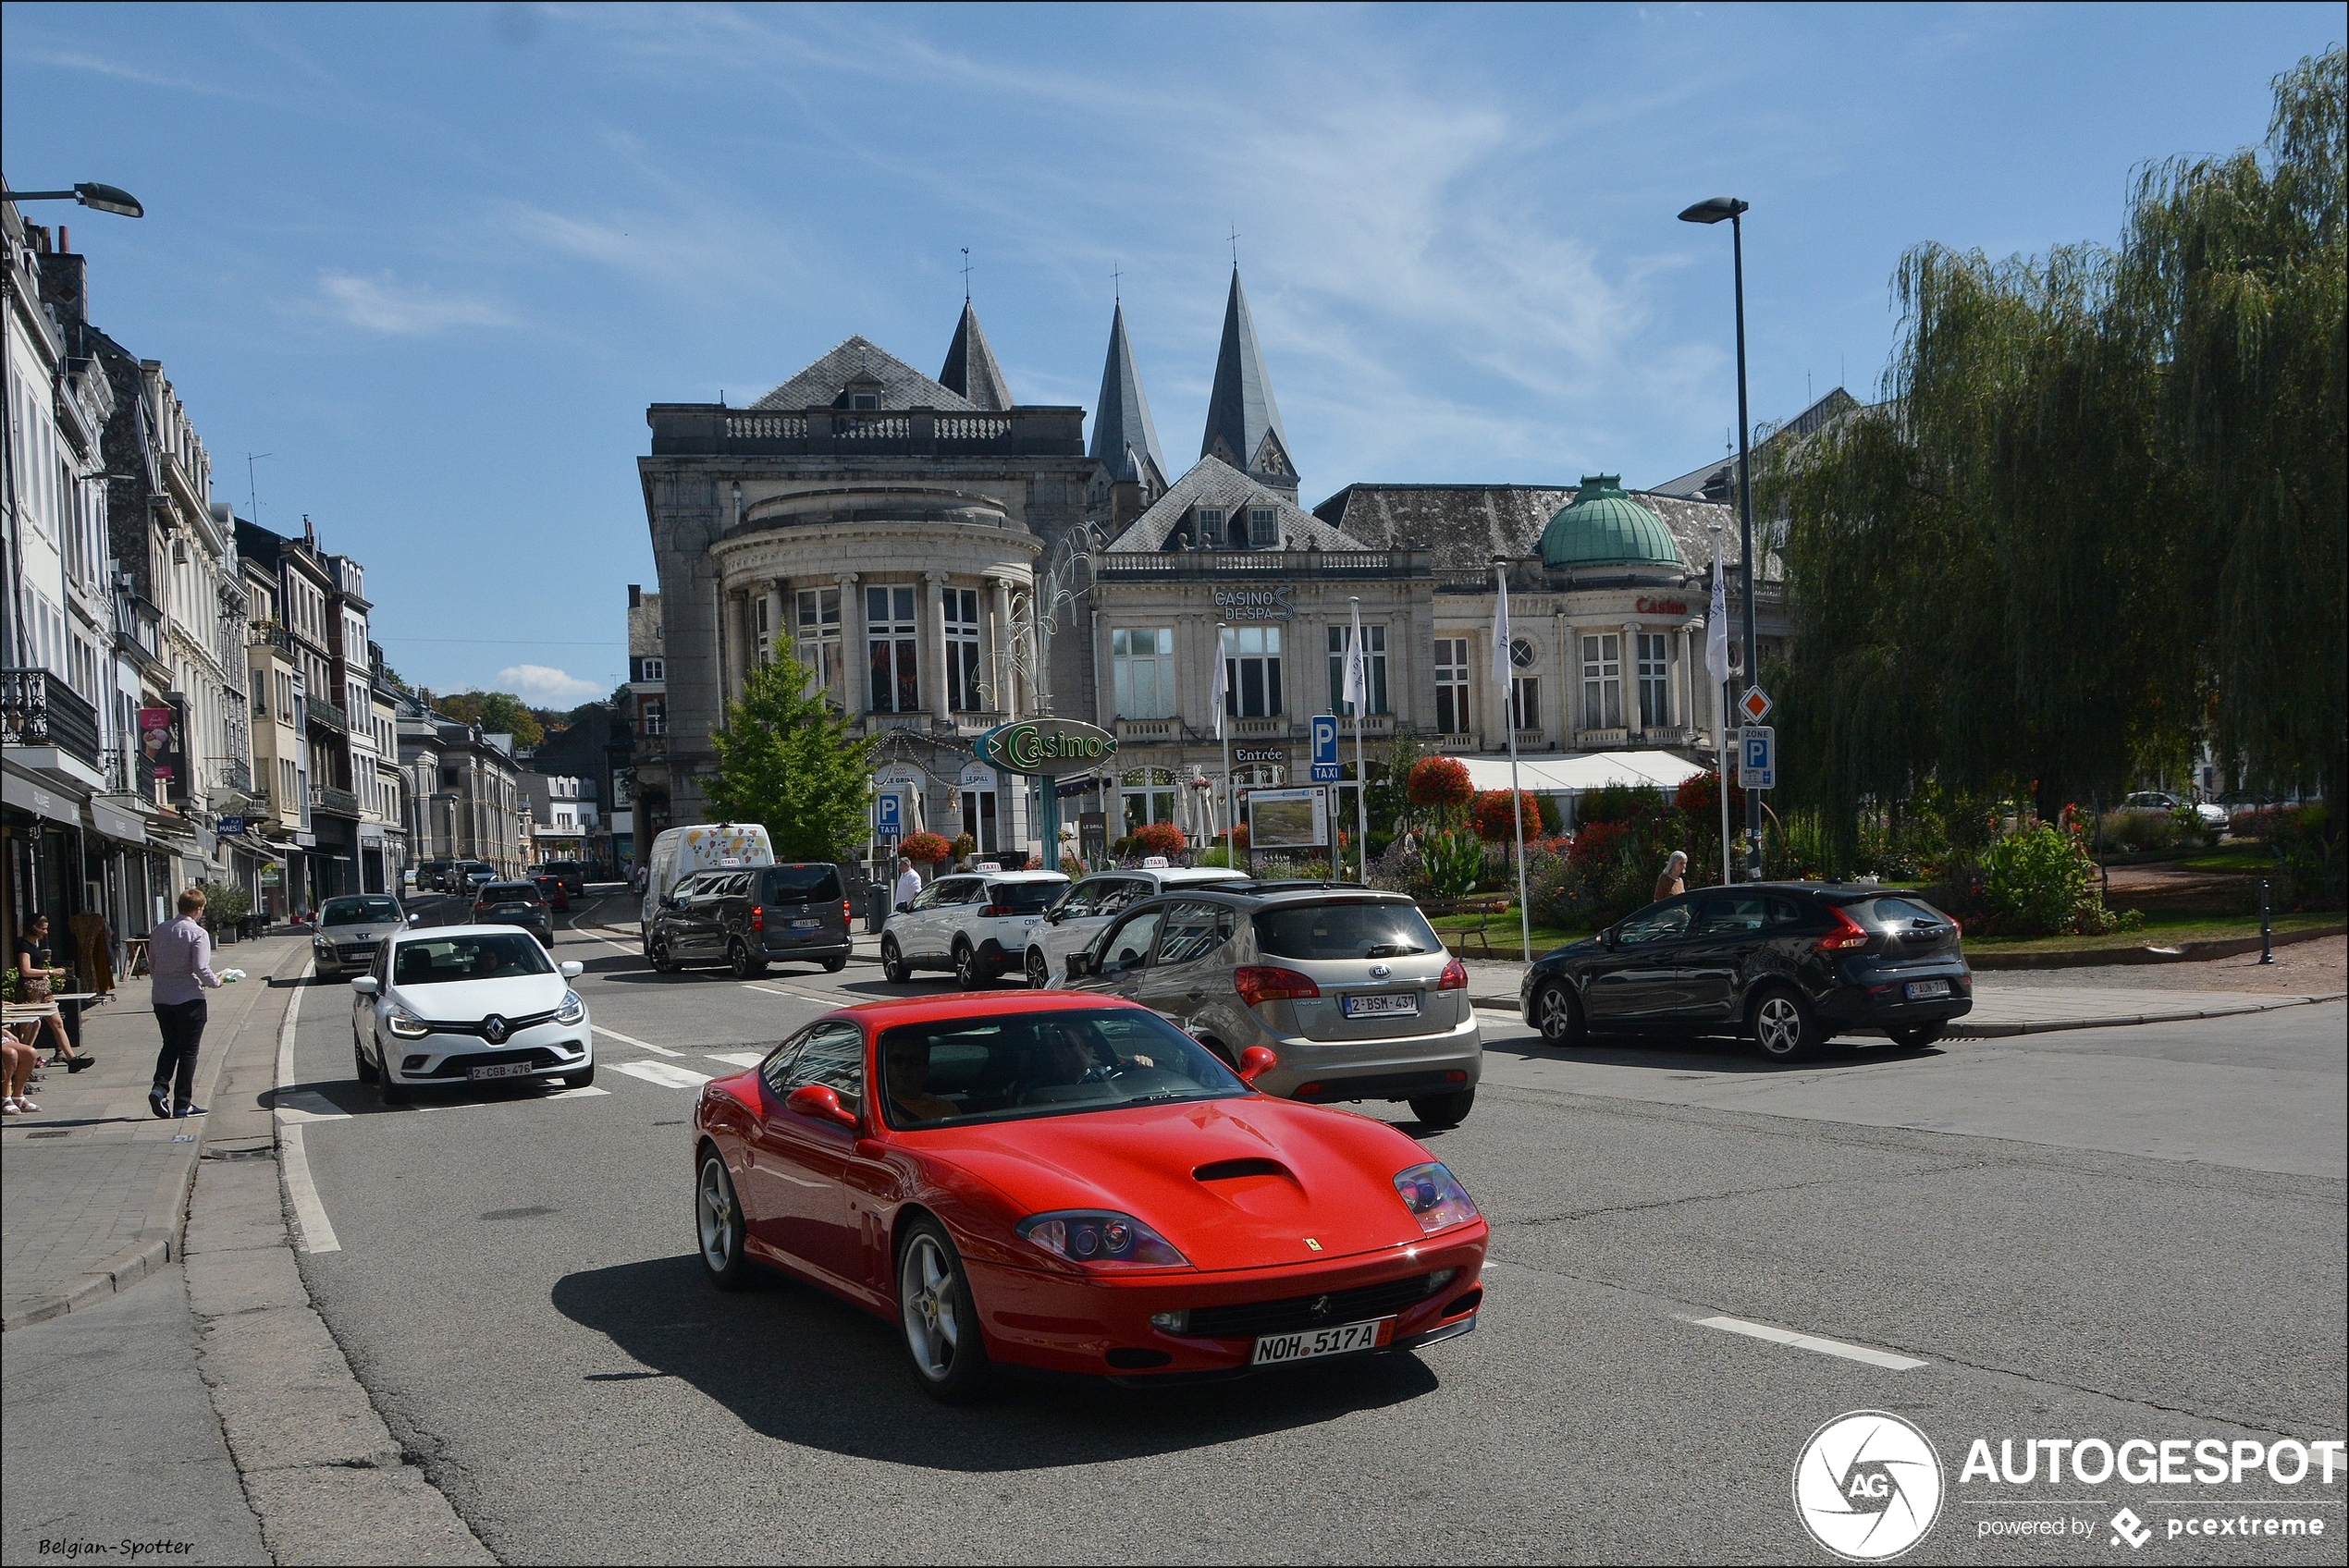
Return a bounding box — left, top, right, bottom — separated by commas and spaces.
1199, 269, 1293, 479
1310, 483, 1767, 582
1088, 301, 1169, 489
1648, 386, 1861, 498
939, 301, 1014, 410
753, 337, 978, 412
1107, 457, 1371, 554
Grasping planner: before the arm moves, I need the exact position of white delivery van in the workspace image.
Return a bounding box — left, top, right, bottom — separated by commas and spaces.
638, 824, 777, 947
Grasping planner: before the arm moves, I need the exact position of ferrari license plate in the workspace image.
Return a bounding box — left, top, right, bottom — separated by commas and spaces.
468, 1061, 535, 1082
1342, 992, 1420, 1019
1252, 1317, 1395, 1366
1904, 979, 1951, 1000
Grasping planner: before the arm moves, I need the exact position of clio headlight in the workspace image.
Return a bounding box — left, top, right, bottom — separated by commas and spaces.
555, 989, 585, 1024
385, 1006, 431, 1039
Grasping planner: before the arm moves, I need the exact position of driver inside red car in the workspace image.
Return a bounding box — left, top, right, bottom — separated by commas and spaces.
884, 1035, 960, 1124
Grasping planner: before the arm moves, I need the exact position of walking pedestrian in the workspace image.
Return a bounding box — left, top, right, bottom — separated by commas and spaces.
1654, 851, 1689, 903
892, 856, 922, 912
147, 888, 224, 1120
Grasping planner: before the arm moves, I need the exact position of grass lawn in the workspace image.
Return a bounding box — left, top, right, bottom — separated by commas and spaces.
2171, 840, 2278, 874
1424, 909, 1591, 955
1963, 908, 2341, 954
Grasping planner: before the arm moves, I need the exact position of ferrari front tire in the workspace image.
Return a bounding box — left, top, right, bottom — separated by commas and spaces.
897, 1219, 990, 1403
696, 1150, 750, 1290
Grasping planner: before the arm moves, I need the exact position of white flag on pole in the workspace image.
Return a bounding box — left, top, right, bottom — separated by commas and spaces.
1490, 569, 1513, 689
1342, 601, 1368, 715
1705, 545, 1732, 692
1211, 627, 1229, 739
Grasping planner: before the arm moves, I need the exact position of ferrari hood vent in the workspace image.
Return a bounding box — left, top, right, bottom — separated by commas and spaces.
1193, 1158, 1291, 1182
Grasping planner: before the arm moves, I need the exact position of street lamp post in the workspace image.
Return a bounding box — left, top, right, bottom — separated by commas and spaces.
1679, 195, 1763, 880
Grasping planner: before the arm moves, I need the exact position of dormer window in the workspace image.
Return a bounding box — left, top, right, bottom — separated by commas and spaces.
1196, 508, 1225, 549
851, 392, 879, 410
1248, 507, 1277, 546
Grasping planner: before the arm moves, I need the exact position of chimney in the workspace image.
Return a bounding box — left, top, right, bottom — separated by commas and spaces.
628, 584, 642, 609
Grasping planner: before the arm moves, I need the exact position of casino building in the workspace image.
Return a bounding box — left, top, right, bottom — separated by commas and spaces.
639, 275, 1784, 869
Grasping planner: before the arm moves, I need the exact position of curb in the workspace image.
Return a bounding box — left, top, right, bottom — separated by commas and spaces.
1966, 923, 2344, 969
1945, 993, 2343, 1038
1, 941, 312, 1333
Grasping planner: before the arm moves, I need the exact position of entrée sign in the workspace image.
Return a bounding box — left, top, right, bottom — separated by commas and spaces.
976, 718, 1120, 778
1233, 746, 1286, 764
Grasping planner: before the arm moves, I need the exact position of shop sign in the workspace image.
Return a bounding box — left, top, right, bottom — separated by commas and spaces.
957, 761, 997, 790
1634, 597, 1691, 616
1211, 584, 1296, 621
259, 864, 282, 887
976, 718, 1119, 778
1233, 745, 1286, 764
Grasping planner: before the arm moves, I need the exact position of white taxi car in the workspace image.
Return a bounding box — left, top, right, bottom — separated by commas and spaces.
1020, 860, 1249, 987
879, 867, 1070, 988
351, 925, 592, 1104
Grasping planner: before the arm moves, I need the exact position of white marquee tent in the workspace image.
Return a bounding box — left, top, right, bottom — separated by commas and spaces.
1439, 751, 1707, 823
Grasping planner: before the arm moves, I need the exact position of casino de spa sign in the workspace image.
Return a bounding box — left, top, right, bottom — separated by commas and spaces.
975, 718, 1120, 778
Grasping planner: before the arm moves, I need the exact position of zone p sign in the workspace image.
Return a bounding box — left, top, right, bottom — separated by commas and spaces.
1740, 726, 1776, 790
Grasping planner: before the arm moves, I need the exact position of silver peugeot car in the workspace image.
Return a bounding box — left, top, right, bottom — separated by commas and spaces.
1058, 883, 1482, 1125
312, 893, 417, 981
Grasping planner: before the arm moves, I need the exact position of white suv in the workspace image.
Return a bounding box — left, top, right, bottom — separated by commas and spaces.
881, 869, 1071, 988
1021, 862, 1248, 988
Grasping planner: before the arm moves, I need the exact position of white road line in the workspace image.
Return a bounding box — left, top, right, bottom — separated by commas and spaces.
705, 1050, 767, 1069
610, 1060, 715, 1090
274, 965, 342, 1256
1689, 1314, 1928, 1371
744, 982, 842, 1007
592, 1023, 683, 1057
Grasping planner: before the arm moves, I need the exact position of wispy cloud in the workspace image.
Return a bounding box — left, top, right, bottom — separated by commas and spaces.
493, 664, 605, 704
313, 273, 514, 337
9, 43, 255, 100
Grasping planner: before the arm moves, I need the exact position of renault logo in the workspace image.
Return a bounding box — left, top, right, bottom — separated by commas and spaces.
483, 1014, 509, 1045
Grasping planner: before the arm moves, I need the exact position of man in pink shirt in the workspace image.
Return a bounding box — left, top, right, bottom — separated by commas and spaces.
147, 887, 223, 1119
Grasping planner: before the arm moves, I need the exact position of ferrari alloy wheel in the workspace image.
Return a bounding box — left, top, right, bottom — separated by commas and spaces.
1750, 986, 1822, 1063
1888, 1023, 1945, 1049
880, 937, 909, 985
953, 940, 983, 990
696, 1151, 750, 1289
1532, 981, 1583, 1046
1024, 948, 1050, 989
898, 1219, 989, 1403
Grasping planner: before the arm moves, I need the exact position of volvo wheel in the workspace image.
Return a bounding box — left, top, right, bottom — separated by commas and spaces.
1532, 981, 1584, 1047
1749, 986, 1824, 1063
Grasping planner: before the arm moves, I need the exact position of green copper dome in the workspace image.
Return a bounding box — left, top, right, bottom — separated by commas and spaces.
1541, 475, 1683, 570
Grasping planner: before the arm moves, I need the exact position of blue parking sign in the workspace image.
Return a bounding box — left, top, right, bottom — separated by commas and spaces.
1310, 715, 1342, 782
876, 794, 902, 839
1740, 726, 1776, 790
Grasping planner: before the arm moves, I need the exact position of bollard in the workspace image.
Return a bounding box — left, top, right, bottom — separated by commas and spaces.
2258, 878, 2274, 964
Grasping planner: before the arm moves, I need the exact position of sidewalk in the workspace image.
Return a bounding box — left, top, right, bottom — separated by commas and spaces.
1, 934, 309, 1330
1456, 954, 2345, 1036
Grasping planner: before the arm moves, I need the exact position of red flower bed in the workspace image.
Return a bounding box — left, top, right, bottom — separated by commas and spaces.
1132, 821, 1187, 857
1408, 756, 1474, 812
897, 831, 953, 864
1471, 789, 1542, 842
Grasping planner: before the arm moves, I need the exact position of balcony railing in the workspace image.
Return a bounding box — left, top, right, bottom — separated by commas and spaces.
1095, 548, 1430, 582
652, 403, 1083, 459
0, 668, 103, 768
248, 620, 295, 655
1638, 725, 1691, 748
310, 783, 362, 817
105, 742, 158, 800
217, 757, 253, 794
307, 699, 351, 735
1573, 727, 1630, 749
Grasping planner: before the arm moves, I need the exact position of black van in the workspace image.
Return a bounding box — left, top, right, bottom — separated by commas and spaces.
646, 862, 854, 977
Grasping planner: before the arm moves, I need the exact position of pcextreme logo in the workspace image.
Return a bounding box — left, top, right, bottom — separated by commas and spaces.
1793, 1411, 1946, 1562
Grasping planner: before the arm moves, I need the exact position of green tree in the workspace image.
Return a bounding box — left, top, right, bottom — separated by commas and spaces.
703, 640, 876, 861
1766, 48, 2344, 868
437, 691, 546, 749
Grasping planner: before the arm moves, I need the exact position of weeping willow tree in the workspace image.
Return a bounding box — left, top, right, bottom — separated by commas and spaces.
1769, 49, 2344, 868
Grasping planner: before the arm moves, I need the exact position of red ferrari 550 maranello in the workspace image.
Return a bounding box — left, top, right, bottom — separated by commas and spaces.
690, 992, 1488, 1400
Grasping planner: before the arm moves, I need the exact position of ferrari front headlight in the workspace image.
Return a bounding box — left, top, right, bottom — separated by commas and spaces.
1393, 1162, 1479, 1235
1017, 1211, 1187, 1268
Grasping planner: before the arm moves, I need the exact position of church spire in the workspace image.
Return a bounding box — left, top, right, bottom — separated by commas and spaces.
1089, 301, 1168, 492
1199, 266, 1293, 491
939, 299, 1013, 410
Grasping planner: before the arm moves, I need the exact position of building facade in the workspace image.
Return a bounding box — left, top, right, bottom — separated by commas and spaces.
397, 700, 526, 879
639, 271, 1778, 869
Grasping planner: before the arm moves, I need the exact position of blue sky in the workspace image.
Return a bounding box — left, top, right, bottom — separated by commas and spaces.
5, 3, 2339, 702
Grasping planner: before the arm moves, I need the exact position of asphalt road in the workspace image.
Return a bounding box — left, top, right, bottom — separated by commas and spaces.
275, 891, 2346, 1564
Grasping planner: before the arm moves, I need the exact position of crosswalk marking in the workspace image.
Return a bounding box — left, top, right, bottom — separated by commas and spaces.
610, 1060, 715, 1090
706, 1051, 766, 1069
592, 1023, 683, 1057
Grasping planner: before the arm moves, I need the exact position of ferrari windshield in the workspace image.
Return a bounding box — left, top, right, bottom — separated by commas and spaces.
391, 934, 555, 986
322, 896, 401, 926
878, 1007, 1246, 1130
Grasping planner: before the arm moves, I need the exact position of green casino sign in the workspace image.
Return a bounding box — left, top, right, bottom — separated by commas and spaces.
976, 717, 1118, 778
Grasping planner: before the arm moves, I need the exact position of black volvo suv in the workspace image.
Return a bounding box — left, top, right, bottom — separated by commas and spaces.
1519, 884, 1972, 1061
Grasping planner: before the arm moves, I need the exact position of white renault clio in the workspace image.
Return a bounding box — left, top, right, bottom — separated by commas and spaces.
351, 925, 592, 1104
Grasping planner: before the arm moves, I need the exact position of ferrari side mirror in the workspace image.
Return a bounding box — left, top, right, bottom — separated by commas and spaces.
785, 1083, 859, 1130
1236, 1046, 1278, 1085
